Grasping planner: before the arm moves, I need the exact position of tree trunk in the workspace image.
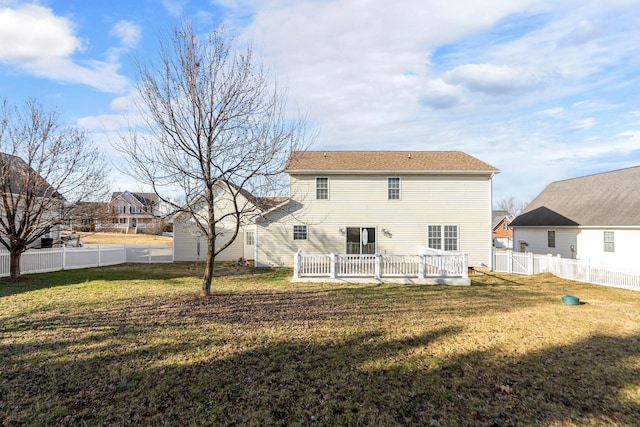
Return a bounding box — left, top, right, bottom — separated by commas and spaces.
201, 234, 216, 296
9, 249, 22, 281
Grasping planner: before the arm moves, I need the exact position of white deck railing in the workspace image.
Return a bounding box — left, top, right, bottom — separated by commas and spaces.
0, 245, 172, 278
293, 251, 468, 281
493, 250, 640, 291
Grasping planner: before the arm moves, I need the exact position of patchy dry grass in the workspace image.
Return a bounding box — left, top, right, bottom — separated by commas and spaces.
1, 265, 639, 426
68, 232, 173, 246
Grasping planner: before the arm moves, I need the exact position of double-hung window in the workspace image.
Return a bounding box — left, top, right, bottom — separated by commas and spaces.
603, 231, 615, 253
547, 230, 556, 248
387, 177, 400, 200
316, 177, 329, 200
427, 225, 458, 251
293, 225, 308, 240
444, 225, 458, 251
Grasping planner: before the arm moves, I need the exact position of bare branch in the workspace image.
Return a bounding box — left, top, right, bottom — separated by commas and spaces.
117, 23, 313, 295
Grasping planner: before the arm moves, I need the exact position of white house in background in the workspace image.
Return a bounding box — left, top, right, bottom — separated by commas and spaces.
172, 181, 284, 262
510, 166, 640, 267
108, 191, 163, 234
253, 151, 499, 269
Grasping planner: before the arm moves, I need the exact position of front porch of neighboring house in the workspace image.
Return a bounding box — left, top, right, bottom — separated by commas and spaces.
107, 216, 157, 234
292, 250, 470, 285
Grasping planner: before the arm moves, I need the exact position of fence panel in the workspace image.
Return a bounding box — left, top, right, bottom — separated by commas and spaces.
337, 255, 376, 276
493, 250, 640, 291
0, 244, 173, 278
300, 254, 331, 276
99, 246, 128, 266
64, 247, 100, 270
382, 255, 420, 277
125, 245, 173, 263
294, 252, 467, 280
20, 248, 64, 274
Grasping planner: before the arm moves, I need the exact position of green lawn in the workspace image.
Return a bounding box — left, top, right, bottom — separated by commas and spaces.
1, 263, 639, 426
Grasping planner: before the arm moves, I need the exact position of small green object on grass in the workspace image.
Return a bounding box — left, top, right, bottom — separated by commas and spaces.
561, 295, 580, 305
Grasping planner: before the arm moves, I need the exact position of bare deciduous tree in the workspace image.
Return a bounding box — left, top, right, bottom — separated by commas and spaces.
0, 98, 109, 280
495, 196, 528, 217
118, 23, 311, 296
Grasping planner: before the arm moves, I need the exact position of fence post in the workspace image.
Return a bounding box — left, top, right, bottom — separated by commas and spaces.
462, 254, 469, 278
330, 253, 336, 279
148, 245, 152, 263
293, 249, 301, 279
97, 245, 101, 267
528, 252, 534, 275
419, 254, 426, 278
62, 245, 67, 270
586, 259, 591, 283
507, 250, 513, 274
375, 254, 381, 279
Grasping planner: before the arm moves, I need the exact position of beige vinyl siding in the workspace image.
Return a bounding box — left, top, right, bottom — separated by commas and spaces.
172, 183, 254, 262
256, 173, 493, 267
173, 218, 245, 262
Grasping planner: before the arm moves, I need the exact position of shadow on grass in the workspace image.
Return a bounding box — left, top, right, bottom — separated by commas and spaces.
2, 319, 639, 426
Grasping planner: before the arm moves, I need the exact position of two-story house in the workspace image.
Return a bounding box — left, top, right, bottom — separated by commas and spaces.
253, 151, 499, 268
109, 191, 163, 234
172, 151, 499, 270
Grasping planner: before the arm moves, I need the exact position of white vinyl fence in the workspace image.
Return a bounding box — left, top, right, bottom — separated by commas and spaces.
0, 245, 172, 278
293, 250, 469, 284
494, 250, 640, 291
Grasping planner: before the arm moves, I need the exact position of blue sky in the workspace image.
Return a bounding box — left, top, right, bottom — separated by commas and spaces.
2, 0, 640, 205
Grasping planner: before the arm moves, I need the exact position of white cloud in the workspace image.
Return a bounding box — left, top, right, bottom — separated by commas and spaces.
0, 4, 81, 61
161, 0, 185, 17
110, 20, 141, 48
0, 4, 130, 93
22, 56, 129, 93
444, 63, 541, 94
419, 79, 465, 109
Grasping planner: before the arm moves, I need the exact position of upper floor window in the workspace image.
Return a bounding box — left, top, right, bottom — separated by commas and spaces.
293, 225, 308, 240
547, 230, 556, 248
388, 177, 400, 200
604, 231, 615, 253
316, 177, 329, 200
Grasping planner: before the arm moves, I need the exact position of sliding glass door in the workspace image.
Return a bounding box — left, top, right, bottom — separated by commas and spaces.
346, 227, 376, 255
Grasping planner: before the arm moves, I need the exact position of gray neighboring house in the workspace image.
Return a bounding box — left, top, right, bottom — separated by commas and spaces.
510, 166, 640, 266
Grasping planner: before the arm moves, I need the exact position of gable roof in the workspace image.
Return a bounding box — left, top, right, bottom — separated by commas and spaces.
511, 166, 640, 227
0, 152, 62, 199
492, 210, 514, 229
112, 191, 158, 207
285, 151, 499, 174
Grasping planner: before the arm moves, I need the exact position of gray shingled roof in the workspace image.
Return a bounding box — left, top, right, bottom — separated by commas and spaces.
511, 166, 640, 227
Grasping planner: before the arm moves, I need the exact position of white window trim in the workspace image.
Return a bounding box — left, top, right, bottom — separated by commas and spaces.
293, 224, 308, 241
387, 176, 401, 200
427, 224, 459, 252
443, 224, 459, 252
603, 231, 615, 253
344, 226, 377, 255
547, 230, 556, 248
245, 231, 255, 245
315, 177, 329, 200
